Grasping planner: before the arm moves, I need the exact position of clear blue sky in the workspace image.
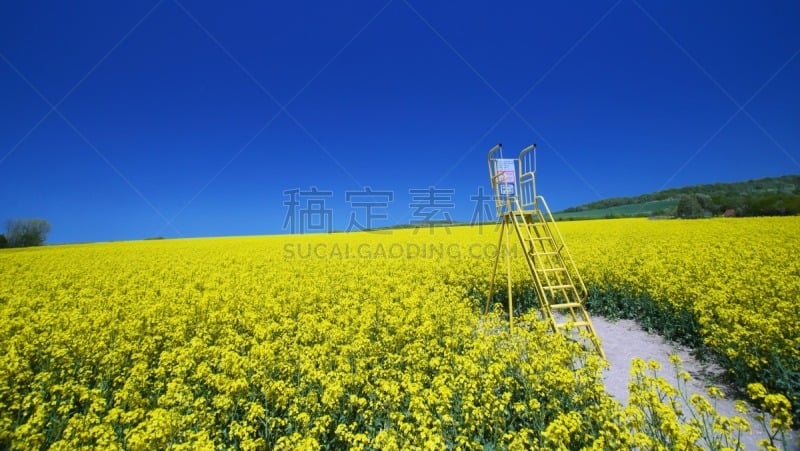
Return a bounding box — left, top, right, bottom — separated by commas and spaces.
1, 1, 799, 243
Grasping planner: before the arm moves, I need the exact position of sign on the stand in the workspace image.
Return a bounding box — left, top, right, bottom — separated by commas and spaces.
495, 159, 516, 196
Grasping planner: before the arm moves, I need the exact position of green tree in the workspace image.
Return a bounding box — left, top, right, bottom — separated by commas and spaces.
676, 195, 705, 219
6, 218, 51, 247
695, 193, 714, 212
0, 234, 6, 248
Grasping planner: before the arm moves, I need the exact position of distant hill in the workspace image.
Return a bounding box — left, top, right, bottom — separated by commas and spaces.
555, 175, 800, 220
554, 199, 678, 220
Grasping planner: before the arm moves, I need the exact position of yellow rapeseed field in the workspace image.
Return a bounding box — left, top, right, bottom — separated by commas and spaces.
566, 216, 800, 422
0, 217, 795, 449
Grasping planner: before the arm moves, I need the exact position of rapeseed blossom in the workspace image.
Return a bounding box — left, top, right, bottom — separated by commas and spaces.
0, 218, 795, 448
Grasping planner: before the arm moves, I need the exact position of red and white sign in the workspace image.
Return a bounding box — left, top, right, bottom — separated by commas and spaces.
495, 159, 516, 196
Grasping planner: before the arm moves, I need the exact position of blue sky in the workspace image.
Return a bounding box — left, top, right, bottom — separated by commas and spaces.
1, 1, 799, 243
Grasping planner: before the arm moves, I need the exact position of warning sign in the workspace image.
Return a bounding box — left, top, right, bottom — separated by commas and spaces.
495, 159, 516, 196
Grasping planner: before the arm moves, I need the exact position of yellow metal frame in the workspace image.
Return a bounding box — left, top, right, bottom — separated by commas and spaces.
485, 143, 605, 358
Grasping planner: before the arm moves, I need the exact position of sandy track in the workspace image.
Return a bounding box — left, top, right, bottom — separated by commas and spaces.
594, 316, 799, 450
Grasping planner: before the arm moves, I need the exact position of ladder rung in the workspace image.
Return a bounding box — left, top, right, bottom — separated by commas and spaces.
531, 251, 560, 257
550, 302, 582, 309
542, 284, 573, 290
537, 267, 567, 273
526, 236, 551, 241
557, 321, 591, 329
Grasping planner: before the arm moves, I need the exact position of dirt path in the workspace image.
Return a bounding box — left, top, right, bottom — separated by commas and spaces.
594, 316, 798, 450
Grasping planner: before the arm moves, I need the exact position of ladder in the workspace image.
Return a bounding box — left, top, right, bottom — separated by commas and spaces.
485, 144, 605, 358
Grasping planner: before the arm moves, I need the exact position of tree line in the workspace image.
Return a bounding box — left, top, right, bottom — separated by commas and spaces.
0, 218, 51, 248
563, 175, 800, 218
675, 191, 800, 218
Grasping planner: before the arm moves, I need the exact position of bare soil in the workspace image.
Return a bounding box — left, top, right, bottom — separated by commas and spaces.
594, 316, 799, 450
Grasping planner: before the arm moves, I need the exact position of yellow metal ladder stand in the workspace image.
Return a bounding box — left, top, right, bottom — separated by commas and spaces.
484, 143, 605, 359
